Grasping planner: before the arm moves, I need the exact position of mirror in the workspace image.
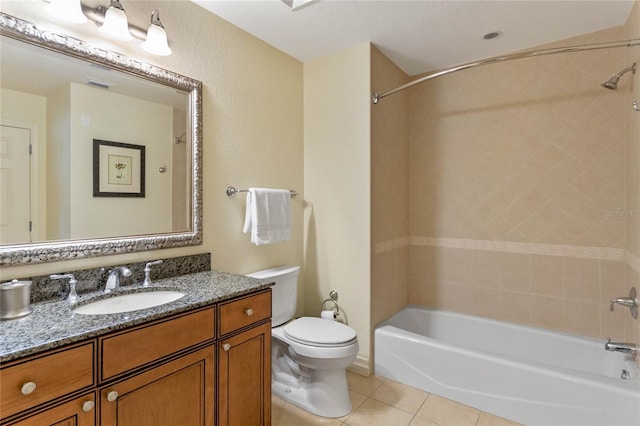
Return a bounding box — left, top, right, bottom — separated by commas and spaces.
0, 13, 202, 266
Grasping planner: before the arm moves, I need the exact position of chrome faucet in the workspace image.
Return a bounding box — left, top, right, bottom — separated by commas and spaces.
104, 266, 132, 294
50, 274, 78, 303
609, 287, 637, 319
142, 260, 163, 287
605, 338, 638, 357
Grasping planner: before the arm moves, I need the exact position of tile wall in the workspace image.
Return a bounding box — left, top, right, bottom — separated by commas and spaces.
409, 26, 627, 248
371, 46, 410, 332
405, 23, 638, 340
624, 0, 640, 349
370, 3, 640, 356
409, 246, 626, 339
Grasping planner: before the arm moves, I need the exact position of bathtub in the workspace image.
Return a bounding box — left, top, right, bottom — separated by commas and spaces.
374, 306, 640, 426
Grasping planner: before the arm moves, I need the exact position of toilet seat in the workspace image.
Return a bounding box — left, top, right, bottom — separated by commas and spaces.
283, 317, 357, 347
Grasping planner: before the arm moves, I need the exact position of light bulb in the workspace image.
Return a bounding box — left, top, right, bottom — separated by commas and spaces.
98, 1, 133, 41
141, 10, 172, 56
142, 25, 172, 56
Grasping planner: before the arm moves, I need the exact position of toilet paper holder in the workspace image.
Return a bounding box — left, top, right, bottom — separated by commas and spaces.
321, 290, 340, 318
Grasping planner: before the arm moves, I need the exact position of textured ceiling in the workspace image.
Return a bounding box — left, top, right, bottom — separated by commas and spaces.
192, 0, 634, 76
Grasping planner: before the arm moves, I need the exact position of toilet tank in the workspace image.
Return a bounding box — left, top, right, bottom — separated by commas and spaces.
246, 265, 300, 327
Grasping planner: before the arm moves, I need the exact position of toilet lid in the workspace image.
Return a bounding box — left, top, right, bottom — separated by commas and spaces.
283, 317, 357, 346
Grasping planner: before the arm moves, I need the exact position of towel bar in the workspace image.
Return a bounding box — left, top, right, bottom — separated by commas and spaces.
226, 186, 297, 198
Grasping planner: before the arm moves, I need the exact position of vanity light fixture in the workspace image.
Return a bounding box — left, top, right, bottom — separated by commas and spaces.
98, 0, 133, 41
46, 0, 88, 24
141, 10, 172, 56
42, 0, 172, 56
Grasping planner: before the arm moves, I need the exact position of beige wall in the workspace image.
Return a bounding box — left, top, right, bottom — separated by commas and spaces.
69, 83, 172, 239
407, 25, 637, 342
303, 43, 371, 370
624, 0, 640, 354
370, 45, 410, 334
0, 0, 304, 311
46, 85, 71, 240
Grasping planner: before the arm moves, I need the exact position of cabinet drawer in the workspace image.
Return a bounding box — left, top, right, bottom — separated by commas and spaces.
0, 342, 95, 420
100, 307, 215, 381
5, 392, 96, 426
218, 290, 271, 336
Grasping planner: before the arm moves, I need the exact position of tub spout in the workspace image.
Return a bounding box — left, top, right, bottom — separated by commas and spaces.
605, 338, 638, 357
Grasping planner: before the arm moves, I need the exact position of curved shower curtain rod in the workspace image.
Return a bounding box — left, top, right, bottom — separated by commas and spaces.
372, 38, 640, 104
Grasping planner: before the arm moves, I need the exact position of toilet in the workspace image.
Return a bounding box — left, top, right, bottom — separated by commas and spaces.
247, 265, 359, 418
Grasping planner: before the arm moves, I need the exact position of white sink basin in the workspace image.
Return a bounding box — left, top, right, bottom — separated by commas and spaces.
74, 291, 185, 315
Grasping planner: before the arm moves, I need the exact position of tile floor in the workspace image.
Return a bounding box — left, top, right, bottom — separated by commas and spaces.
271, 372, 522, 426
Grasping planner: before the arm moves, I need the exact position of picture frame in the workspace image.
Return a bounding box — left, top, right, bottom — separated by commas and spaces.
93, 139, 145, 197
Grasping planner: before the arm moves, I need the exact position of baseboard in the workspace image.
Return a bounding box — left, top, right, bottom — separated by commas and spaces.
348, 354, 370, 376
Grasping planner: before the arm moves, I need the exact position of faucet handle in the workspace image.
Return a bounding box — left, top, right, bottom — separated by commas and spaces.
144, 260, 163, 271
50, 274, 78, 303
142, 260, 163, 287
609, 287, 638, 319
610, 299, 619, 312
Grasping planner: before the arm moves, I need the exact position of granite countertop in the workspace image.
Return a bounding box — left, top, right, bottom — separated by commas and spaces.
0, 270, 273, 363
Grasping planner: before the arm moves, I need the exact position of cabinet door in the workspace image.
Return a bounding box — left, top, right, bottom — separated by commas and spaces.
99, 346, 214, 426
218, 322, 271, 426
7, 392, 96, 426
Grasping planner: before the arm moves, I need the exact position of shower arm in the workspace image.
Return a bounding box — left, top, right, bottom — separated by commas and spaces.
614, 63, 637, 78
372, 38, 640, 104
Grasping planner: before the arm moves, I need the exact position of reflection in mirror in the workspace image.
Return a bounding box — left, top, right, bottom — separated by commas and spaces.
0, 13, 202, 266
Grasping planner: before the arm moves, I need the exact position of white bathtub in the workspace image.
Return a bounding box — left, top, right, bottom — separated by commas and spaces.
374, 306, 640, 426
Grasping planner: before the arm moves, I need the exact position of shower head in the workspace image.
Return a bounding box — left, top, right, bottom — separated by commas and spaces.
602, 62, 636, 90
602, 76, 620, 90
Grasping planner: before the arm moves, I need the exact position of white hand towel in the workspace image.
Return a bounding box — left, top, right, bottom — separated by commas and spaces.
243, 188, 291, 245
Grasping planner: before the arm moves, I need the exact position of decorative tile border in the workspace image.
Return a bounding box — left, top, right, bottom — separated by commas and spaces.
374, 237, 410, 254
375, 236, 627, 262
410, 237, 626, 261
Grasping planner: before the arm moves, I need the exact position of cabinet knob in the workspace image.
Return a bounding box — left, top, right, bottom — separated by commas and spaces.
222, 343, 231, 352
107, 391, 119, 402
82, 400, 95, 412
245, 308, 254, 317
21, 382, 36, 395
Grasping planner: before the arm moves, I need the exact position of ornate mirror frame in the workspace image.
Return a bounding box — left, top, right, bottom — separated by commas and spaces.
0, 13, 203, 266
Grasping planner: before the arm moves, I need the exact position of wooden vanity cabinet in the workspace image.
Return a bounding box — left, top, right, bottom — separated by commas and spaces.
0, 289, 272, 426
217, 291, 272, 426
